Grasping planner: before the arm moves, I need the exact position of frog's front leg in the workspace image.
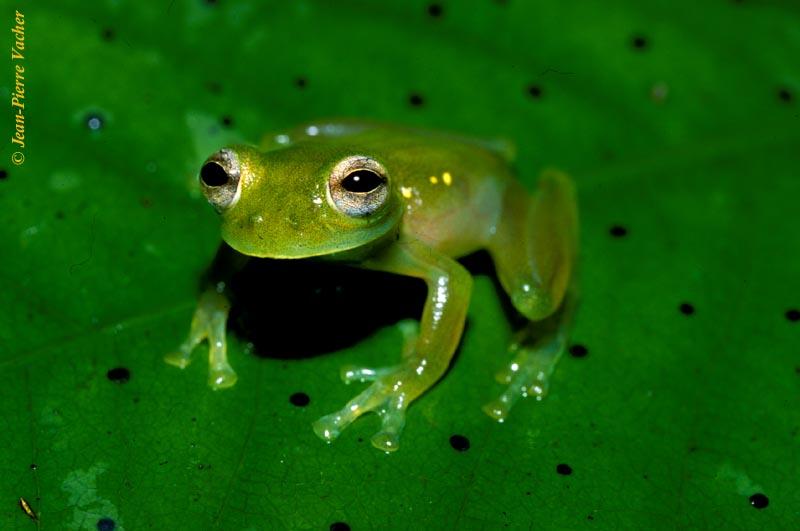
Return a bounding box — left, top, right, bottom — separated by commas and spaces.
165, 243, 249, 389
165, 288, 237, 388
312, 241, 472, 452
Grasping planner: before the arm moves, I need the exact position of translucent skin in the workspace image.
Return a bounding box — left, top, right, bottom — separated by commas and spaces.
165, 119, 578, 452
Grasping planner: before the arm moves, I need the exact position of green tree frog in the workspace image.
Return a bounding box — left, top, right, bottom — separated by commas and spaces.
165, 119, 578, 452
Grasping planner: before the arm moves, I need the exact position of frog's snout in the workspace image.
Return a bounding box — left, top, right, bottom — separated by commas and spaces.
200, 148, 242, 212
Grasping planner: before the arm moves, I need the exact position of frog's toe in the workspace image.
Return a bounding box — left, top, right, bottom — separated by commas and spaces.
209, 363, 237, 390
371, 399, 406, 452
492, 344, 521, 383
339, 364, 399, 384
493, 370, 511, 385
312, 383, 386, 442
482, 398, 511, 423
312, 413, 343, 443
164, 350, 193, 369
164, 336, 203, 369
482, 373, 548, 423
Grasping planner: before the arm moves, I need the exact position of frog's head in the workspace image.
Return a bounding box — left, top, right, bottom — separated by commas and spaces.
198, 144, 401, 259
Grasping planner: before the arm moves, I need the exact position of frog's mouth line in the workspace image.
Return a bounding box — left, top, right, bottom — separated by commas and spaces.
221, 228, 382, 261
220, 206, 402, 260
222, 235, 328, 260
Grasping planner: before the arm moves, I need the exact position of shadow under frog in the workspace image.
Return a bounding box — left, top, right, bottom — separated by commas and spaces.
212, 243, 524, 362
213, 242, 428, 359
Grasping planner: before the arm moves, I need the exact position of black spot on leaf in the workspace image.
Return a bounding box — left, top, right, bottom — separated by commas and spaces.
427, 3, 443, 17
631, 34, 648, 50
106, 367, 130, 383
450, 434, 470, 451
569, 344, 588, 358
556, 463, 573, 475
409, 93, 425, 107
527, 84, 543, 99
289, 392, 310, 407
749, 493, 768, 509
609, 225, 628, 237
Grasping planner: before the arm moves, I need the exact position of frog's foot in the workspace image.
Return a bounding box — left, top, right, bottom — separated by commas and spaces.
164, 289, 237, 390
313, 321, 421, 452
482, 333, 564, 423
313, 364, 418, 453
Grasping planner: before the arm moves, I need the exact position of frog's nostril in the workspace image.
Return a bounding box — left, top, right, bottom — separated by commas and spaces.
200, 162, 229, 187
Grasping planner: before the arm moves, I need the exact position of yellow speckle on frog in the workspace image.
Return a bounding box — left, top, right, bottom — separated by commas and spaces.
400, 186, 414, 198
429, 172, 453, 186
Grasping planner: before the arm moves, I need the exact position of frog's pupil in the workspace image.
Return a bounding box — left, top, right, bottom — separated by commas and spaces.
342, 170, 384, 193
200, 162, 229, 187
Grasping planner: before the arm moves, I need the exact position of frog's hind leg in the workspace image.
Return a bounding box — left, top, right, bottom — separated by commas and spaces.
164, 288, 238, 389
483, 168, 578, 422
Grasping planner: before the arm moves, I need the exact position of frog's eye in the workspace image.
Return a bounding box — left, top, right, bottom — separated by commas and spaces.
328, 156, 389, 217
200, 148, 241, 212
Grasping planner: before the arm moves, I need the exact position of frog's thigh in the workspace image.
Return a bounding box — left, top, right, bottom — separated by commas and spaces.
488, 168, 577, 321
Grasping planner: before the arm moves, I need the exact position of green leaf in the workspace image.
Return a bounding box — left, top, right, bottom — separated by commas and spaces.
2, 0, 798, 528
